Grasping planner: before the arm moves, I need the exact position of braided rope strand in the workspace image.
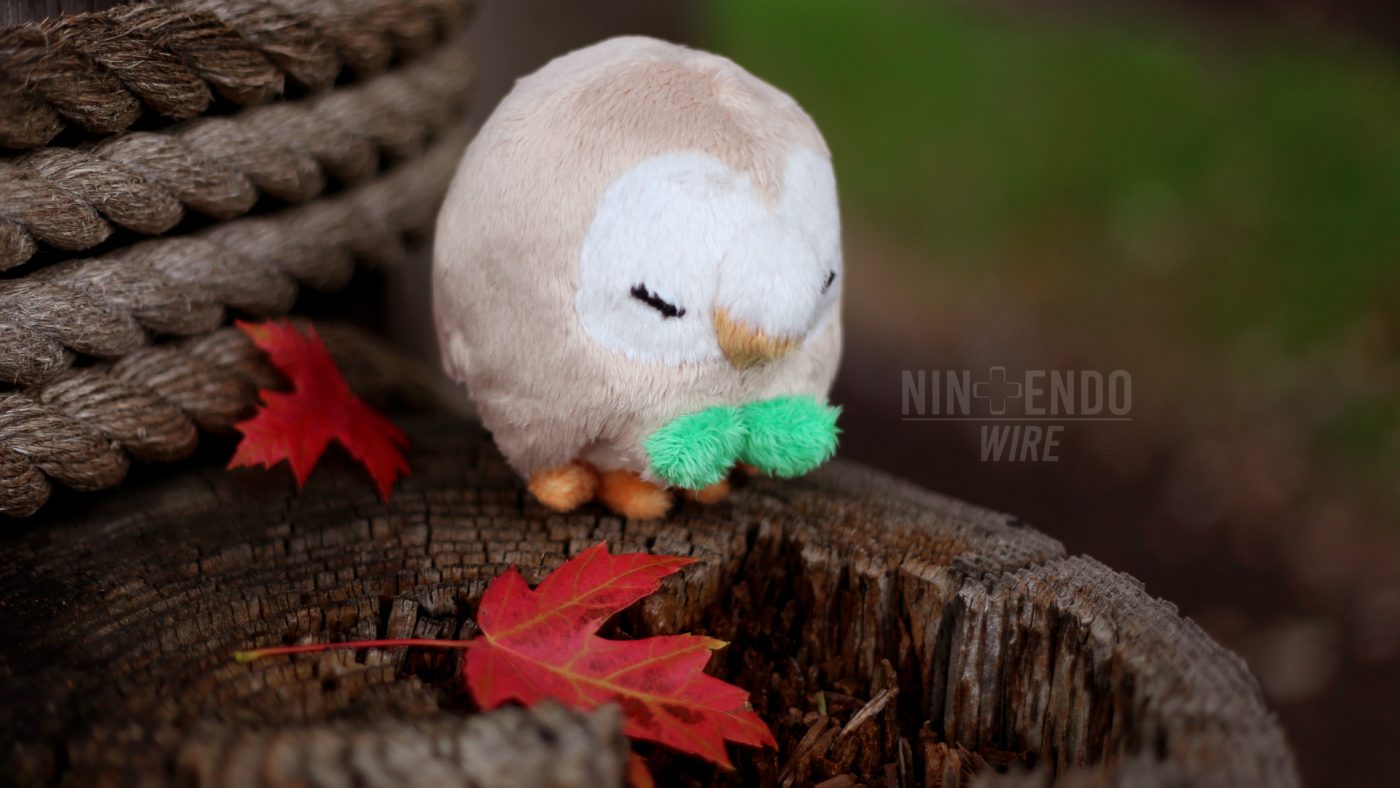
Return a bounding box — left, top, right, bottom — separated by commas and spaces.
0, 129, 467, 388
0, 42, 473, 270
179, 0, 342, 91
1, 337, 240, 516
0, 323, 73, 387
0, 279, 150, 366
0, 444, 49, 518
0, 164, 112, 254
48, 10, 214, 122
0, 323, 437, 517
0, 25, 143, 136
15, 147, 186, 236
37, 369, 199, 463
0, 0, 473, 149
0, 82, 62, 150
0, 392, 131, 505
106, 3, 284, 107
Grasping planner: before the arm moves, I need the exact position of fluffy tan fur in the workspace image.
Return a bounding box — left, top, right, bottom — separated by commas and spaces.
433, 37, 842, 485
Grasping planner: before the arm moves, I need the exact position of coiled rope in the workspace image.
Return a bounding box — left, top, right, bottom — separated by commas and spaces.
0, 0, 472, 148
0, 129, 467, 388
0, 322, 439, 517
0, 43, 473, 269
0, 0, 472, 518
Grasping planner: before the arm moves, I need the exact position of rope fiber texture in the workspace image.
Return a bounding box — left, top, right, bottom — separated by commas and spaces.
0, 322, 441, 517
0, 42, 474, 270
0, 128, 468, 389
0, 0, 473, 149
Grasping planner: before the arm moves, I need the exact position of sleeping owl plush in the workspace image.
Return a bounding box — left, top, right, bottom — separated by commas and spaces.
433, 37, 843, 519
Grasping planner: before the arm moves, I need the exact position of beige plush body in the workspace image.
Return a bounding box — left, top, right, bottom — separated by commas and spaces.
433, 37, 842, 515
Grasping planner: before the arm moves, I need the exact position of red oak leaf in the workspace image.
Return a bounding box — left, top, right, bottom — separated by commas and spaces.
465, 543, 776, 769
229, 320, 409, 500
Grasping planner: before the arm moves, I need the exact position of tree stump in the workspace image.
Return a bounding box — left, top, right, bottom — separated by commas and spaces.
0, 412, 1298, 787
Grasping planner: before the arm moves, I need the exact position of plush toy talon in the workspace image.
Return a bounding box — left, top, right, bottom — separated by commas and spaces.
735, 462, 761, 477
597, 470, 673, 520
528, 461, 599, 512
682, 478, 732, 505
434, 37, 845, 518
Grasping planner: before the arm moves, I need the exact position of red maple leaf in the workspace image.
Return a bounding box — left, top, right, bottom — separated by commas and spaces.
466, 543, 776, 768
228, 320, 409, 500
236, 543, 776, 773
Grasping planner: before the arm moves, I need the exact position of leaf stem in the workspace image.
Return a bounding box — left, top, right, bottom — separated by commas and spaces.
234, 639, 475, 663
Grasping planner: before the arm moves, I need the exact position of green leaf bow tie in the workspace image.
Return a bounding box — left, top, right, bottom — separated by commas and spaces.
644, 396, 841, 490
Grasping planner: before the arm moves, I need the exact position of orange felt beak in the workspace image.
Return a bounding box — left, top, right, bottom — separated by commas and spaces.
714, 307, 798, 369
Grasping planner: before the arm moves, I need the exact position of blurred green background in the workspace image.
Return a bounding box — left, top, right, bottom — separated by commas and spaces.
707, 0, 1400, 498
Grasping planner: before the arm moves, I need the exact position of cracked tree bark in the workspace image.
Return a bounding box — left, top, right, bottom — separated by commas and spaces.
0, 412, 1297, 786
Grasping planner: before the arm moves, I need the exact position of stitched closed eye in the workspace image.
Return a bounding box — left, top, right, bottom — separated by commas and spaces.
630, 284, 686, 319
821, 270, 837, 294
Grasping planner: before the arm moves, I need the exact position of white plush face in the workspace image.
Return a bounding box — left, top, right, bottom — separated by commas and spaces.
575, 148, 841, 365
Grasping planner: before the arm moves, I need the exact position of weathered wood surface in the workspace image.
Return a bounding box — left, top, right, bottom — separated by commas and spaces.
170, 704, 629, 788
0, 413, 1298, 786
1, 0, 130, 25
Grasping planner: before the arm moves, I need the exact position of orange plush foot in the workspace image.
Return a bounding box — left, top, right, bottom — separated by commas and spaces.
597, 470, 672, 519
527, 461, 599, 512
682, 478, 731, 504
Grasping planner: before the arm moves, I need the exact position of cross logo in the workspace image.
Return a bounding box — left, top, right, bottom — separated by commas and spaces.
973, 366, 1023, 415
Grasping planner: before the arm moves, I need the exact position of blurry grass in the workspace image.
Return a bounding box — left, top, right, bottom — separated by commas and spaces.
705, 0, 1400, 495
